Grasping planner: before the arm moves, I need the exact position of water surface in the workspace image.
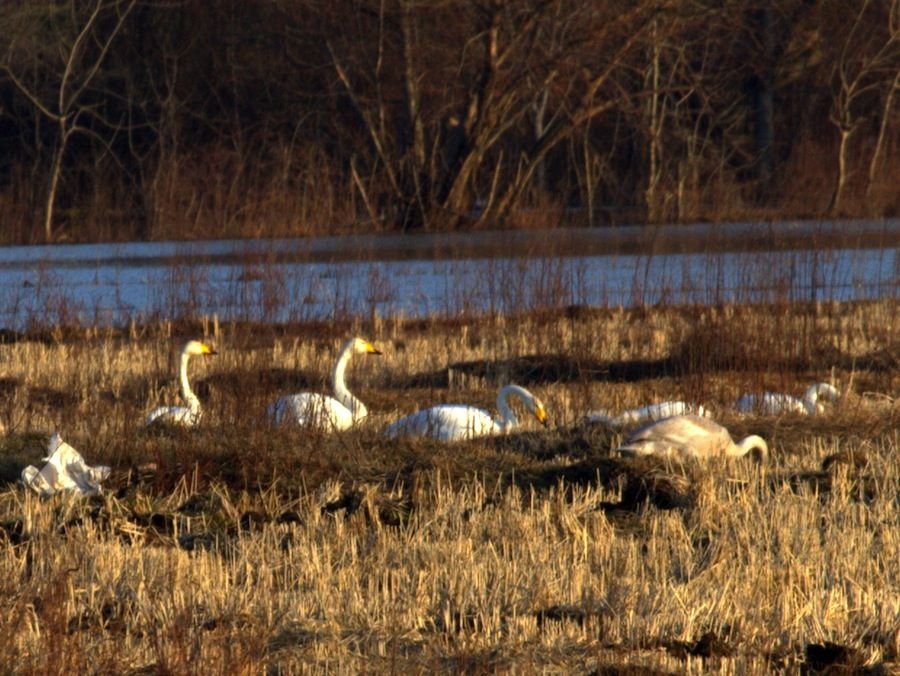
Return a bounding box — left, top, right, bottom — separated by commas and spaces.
1, 221, 896, 328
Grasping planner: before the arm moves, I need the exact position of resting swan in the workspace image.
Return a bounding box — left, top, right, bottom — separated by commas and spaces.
268, 337, 381, 430
735, 382, 840, 416
616, 414, 768, 461
384, 384, 547, 441
145, 340, 217, 427
585, 400, 708, 429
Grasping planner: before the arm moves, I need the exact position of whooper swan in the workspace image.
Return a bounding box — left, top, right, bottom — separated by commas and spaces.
268, 337, 381, 430
616, 414, 768, 462
735, 382, 840, 416
585, 400, 708, 429
384, 384, 547, 441
145, 340, 217, 427
21, 433, 111, 497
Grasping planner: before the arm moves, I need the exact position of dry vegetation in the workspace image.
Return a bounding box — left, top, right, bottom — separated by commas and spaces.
0, 300, 897, 673
2, 1, 900, 242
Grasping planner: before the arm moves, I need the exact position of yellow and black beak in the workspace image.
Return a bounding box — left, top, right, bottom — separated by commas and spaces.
535, 405, 548, 427
365, 341, 382, 355
202, 343, 218, 355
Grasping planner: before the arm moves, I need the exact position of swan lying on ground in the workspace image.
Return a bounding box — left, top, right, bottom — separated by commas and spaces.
585, 400, 708, 428
735, 382, 840, 416
145, 340, 218, 426
21, 433, 111, 497
384, 384, 547, 441
269, 337, 381, 430
616, 414, 768, 461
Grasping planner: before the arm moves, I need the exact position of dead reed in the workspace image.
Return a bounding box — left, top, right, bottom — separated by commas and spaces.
0, 300, 896, 673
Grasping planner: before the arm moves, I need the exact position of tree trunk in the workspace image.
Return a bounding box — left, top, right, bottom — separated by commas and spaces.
831, 125, 853, 215
866, 69, 900, 201
44, 129, 67, 242
752, 7, 776, 200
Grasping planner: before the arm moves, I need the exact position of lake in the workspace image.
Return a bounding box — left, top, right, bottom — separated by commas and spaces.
1, 221, 896, 329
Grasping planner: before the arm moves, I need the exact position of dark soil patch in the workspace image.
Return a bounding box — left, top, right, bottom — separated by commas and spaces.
802, 641, 882, 675
662, 631, 734, 659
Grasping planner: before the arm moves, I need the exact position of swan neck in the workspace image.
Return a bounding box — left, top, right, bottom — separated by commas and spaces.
332, 341, 366, 420
734, 435, 768, 461
496, 385, 526, 431
179, 351, 200, 412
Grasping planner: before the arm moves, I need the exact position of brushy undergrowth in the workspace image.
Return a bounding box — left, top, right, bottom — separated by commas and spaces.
0, 300, 896, 673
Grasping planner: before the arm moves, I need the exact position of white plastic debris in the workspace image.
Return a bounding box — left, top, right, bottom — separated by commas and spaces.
21, 433, 111, 497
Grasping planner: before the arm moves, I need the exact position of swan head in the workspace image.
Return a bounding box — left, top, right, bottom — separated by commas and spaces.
532, 397, 548, 427
350, 337, 382, 355
805, 382, 840, 404
183, 340, 217, 357
517, 390, 547, 427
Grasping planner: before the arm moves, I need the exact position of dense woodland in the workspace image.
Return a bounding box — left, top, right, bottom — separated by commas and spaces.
0, 0, 898, 244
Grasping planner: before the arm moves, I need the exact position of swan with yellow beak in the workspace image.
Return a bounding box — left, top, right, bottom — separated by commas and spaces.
145, 340, 218, 427
384, 384, 548, 441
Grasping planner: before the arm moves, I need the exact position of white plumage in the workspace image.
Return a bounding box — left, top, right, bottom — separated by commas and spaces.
269, 337, 381, 430
384, 384, 547, 441
616, 414, 768, 461
585, 400, 708, 428
145, 340, 217, 427
735, 382, 840, 416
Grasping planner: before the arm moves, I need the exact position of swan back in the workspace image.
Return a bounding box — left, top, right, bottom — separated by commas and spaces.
735, 392, 807, 416
269, 393, 356, 430
384, 405, 500, 441
586, 400, 707, 428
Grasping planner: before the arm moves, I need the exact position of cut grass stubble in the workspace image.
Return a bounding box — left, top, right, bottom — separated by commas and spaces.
0, 300, 897, 673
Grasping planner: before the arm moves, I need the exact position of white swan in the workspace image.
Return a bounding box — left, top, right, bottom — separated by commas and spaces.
616, 414, 768, 461
145, 340, 217, 427
268, 337, 381, 430
735, 382, 840, 416
585, 400, 708, 429
384, 384, 547, 441
21, 433, 111, 497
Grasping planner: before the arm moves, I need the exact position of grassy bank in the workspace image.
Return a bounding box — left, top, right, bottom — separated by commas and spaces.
0, 301, 897, 673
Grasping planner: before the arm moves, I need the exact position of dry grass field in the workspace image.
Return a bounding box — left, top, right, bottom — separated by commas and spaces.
0, 300, 897, 673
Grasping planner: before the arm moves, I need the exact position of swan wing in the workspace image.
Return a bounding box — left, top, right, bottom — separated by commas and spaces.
761, 393, 807, 415
146, 405, 199, 427
584, 409, 616, 426
623, 401, 701, 424
737, 393, 806, 415
269, 393, 355, 430
587, 401, 706, 428
734, 394, 754, 414
385, 405, 499, 441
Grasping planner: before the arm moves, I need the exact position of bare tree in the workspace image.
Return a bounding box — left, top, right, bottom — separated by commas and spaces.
282, 0, 657, 230
828, 0, 900, 215
866, 0, 900, 201
1, 0, 137, 241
